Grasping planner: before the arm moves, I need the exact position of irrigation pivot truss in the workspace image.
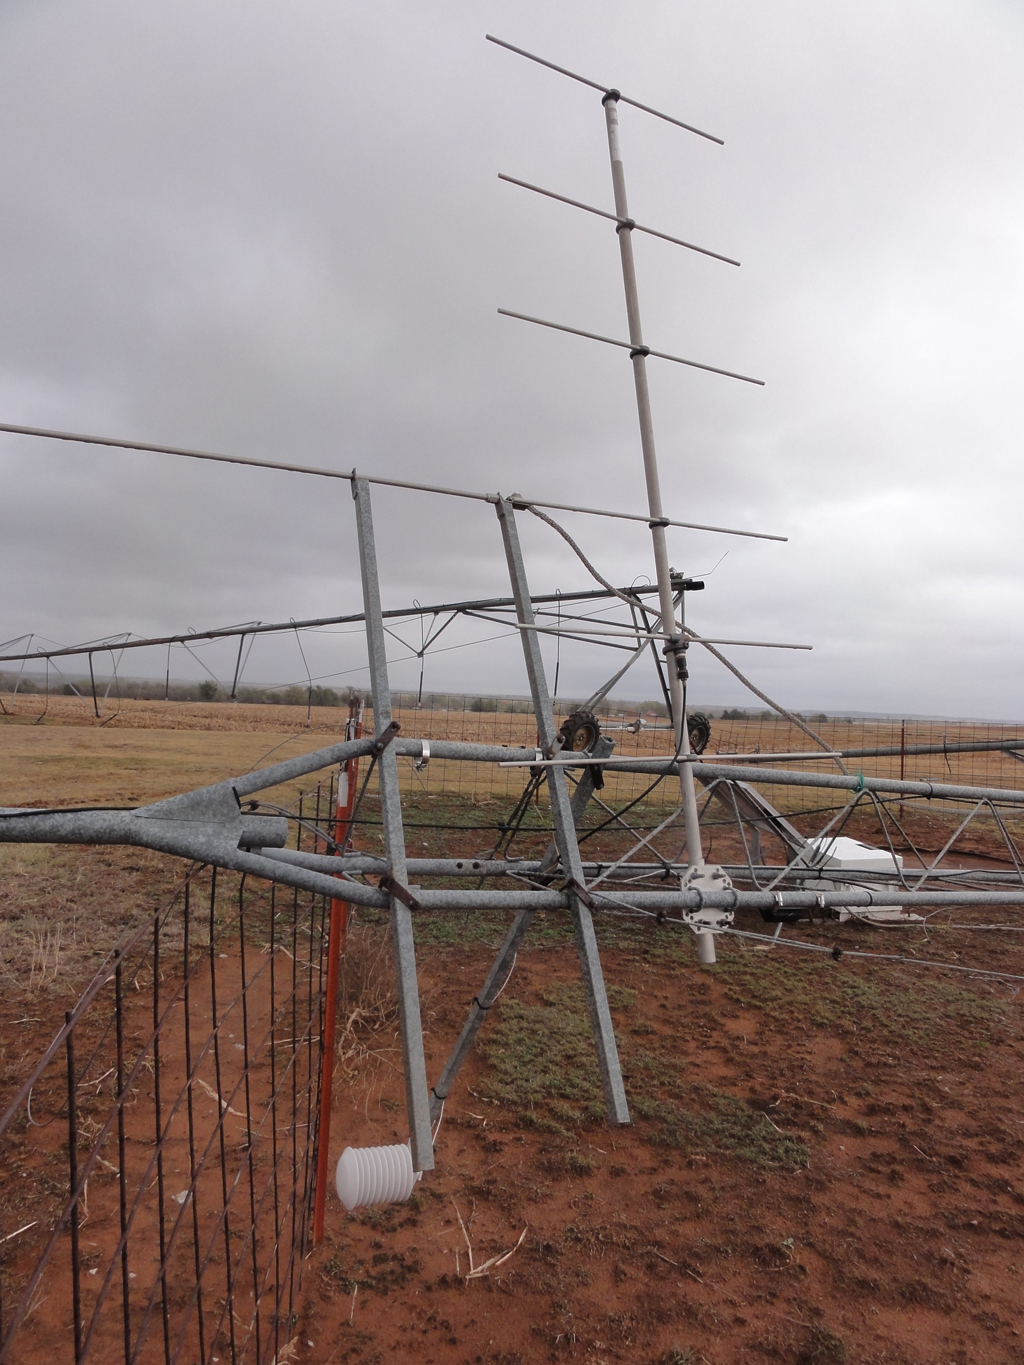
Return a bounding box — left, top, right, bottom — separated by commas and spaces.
2, 33, 1024, 1363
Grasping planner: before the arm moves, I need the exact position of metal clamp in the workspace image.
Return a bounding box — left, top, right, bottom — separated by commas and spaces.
565, 877, 598, 911
413, 740, 430, 773
378, 874, 423, 913
373, 720, 401, 754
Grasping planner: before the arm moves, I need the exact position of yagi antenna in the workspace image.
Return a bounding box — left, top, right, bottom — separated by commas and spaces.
497, 309, 764, 386
489, 32, 764, 872
497, 173, 741, 266
485, 33, 724, 143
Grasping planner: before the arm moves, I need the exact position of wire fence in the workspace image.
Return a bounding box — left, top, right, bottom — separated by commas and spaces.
0, 840, 334, 1364
345, 705, 1024, 817
5, 686, 1024, 836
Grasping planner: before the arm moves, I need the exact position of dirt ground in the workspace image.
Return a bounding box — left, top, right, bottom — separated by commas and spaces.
2, 713, 1024, 1363
302, 899, 1024, 1365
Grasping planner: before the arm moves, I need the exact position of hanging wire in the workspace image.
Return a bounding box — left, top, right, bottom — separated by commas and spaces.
98, 646, 125, 727
521, 502, 844, 768
290, 621, 314, 724
553, 590, 562, 700
32, 656, 51, 725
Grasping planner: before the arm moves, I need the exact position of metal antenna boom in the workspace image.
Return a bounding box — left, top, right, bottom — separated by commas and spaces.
603, 92, 705, 866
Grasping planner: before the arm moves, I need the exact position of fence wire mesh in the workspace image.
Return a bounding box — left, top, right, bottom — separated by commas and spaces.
359, 705, 1024, 816
0, 856, 331, 1365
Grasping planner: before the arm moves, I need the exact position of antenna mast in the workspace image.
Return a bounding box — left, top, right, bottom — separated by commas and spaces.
489, 33, 762, 869
600, 87, 703, 865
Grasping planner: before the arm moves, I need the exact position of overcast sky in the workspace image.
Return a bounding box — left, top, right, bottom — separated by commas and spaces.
1, 0, 1022, 717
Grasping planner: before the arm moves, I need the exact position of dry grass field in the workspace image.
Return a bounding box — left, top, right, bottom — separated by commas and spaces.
4, 691, 1024, 812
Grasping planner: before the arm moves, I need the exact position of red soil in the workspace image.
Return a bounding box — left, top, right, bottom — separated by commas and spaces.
303, 916, 1024, 1365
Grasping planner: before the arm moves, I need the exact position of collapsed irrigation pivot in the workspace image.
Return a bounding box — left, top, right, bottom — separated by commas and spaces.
1, 32, 1023, 1365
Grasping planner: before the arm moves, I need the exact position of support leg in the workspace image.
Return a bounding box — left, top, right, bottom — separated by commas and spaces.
352, 478, 434, 1171
496, 497, 629, 1124
428, 735, 616, 1123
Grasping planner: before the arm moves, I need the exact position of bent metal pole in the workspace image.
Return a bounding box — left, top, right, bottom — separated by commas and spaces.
603, 91, 703, 867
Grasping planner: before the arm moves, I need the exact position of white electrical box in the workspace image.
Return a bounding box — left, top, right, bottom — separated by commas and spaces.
798, 837, 919, 921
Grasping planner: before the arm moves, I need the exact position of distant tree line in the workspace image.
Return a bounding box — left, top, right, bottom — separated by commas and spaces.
0, 673, 857, 722
0, 673, 355, 707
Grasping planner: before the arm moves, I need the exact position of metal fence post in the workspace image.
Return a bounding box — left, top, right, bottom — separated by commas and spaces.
352, 477, 435, 1170
495, 496, 630, 1124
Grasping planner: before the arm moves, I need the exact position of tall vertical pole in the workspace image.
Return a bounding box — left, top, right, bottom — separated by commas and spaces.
352, 478, 434, 1171
603, 93, 703, 869
497, 497, 629, 1124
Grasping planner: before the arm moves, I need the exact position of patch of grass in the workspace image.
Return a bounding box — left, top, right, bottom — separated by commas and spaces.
481, 982, 804, 1166
717, 955, 1004, 1050
807, 1327, 848, 1363
480, 982, 636, 1115
541, 1148, 595, 1179
480, 985, 606, 1112
632, 1088, 808, 1168
628, 1044, 687, 1083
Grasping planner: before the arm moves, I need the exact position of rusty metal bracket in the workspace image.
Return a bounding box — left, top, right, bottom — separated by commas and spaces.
379, 874, 423, 913
373, 719, 401, 754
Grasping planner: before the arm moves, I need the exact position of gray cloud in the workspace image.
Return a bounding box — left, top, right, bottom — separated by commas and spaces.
2, 0, 1023, 714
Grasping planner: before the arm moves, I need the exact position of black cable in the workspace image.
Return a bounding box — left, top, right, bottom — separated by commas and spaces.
576, 771, 673, 845
0, 804, 140, 817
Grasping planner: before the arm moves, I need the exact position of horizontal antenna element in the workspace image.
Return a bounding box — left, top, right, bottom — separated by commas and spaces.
485, 34, 724, 144
497, 310, 765, 386
498, 174, 740, 266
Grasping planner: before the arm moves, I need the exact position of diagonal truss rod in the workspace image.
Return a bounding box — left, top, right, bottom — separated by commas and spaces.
427, 736, 615, 1124
351, 477, 434, 1171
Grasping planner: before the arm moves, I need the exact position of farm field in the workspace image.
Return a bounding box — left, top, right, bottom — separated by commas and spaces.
5, 692, 1024, 813
0, 707, 1023, 1362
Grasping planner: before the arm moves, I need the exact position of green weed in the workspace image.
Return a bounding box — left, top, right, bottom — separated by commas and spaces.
482, 982, 806, 1166
632, 1088, 808, 1168
717, 956, 1004, 1049
480, 987, 605, 1112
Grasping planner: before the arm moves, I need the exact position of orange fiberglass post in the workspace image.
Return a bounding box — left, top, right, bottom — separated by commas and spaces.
313, 696, 364, 1244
